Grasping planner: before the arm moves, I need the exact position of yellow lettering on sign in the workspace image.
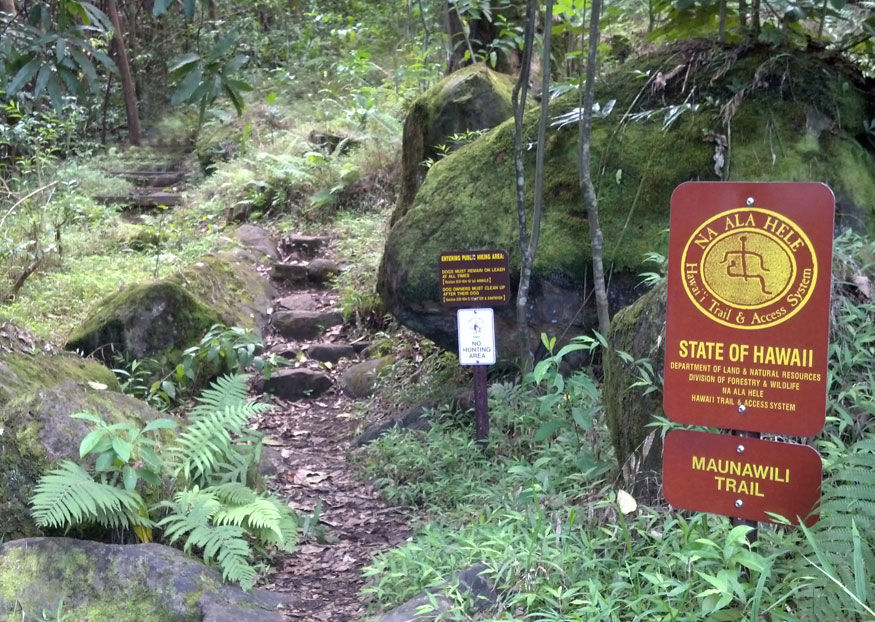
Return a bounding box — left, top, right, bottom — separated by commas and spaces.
678, 340, 725, 360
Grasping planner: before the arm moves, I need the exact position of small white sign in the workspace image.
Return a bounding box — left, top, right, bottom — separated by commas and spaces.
457, 308, 496, 366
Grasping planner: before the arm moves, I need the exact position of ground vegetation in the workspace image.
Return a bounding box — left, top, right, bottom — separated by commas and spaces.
0, 1, 874, 620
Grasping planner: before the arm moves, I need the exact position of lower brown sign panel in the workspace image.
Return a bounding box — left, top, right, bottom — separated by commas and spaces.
663, 429, 821, 526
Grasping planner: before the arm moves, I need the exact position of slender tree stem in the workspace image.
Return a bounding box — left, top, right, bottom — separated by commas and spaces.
516, 0, 553, 372
580, 0, 611, 339
512, 0, 538, 370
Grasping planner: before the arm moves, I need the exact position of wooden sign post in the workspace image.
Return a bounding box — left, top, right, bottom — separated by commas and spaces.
439, 250, 509, 447
663, 182, 834, 529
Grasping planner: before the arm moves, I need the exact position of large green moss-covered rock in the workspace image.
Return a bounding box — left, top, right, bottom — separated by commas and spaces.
378, 43, 875, 359
0, 538, 284, 621
0, 346, 162, 540
66, 251, 271, 364
393, 63, 517, 224
603, 280, 667, 501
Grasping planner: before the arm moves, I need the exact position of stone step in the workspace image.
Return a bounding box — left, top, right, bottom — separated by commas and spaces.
271, 259, 340, 287
306, 343, 356, 363
272, 309, 344, 341
279, 235, 330, 259
263, 368, 332, 400
112, 170, 187, 187
96, 189, 183, 208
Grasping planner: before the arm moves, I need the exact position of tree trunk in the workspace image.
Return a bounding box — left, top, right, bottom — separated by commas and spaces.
106, 0, 142, 146
718, 0, 727, 43
515, 0, 553, 372
208, 0, 217, 21
579, 0, 611, 339
0, 0, 15, 16
512, 0, 538, 369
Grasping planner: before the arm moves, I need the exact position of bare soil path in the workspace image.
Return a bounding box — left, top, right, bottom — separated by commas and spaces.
252, 235, 412, 621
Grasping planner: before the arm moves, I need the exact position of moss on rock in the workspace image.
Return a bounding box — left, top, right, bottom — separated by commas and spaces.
0, 350, 158, 540
0, 538, 284, 621
65, 251, 270, 365
378, 44, 875, 358
603, 280, 667, 500
393, 63, 518, 223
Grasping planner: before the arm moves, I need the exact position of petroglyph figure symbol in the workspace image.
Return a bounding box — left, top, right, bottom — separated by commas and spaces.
720, 235, 772, 295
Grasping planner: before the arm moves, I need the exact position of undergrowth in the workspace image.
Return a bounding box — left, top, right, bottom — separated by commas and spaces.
357, 234, 875, 620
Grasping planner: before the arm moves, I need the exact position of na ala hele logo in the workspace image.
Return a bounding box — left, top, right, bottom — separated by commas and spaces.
681, 208, 817, 330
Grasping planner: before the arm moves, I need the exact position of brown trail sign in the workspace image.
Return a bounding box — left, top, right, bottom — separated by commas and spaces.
663, 182, 834, 527
664, 183, 834, 437
663, 430, 822, 526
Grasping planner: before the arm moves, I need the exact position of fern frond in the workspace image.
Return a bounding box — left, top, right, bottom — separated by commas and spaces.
792, 437, 875, 618
209, 482, 258, 505
155, 487, 221, 544
252, 497, 298, 552
183, 523, 255, 590
31, 461, 146, 530
168, 375, 271, 486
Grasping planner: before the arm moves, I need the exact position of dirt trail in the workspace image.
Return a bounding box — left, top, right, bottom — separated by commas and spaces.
252, 235, 411, 621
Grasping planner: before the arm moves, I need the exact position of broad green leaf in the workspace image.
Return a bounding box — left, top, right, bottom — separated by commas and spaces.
161, 380, 177, 400
171, 65, 202, 105
79, 428, 106, 458
95, 450, 115, 472
112, 437, 132, 463
7, 58, 41, 96
33, 64, 52, 98
168, 52, 201, 75
122, 465, 138, 491
143, 418, 178, 433
71, 412, 104, 425
534, 419, 564, 442
223, 54, 249, 75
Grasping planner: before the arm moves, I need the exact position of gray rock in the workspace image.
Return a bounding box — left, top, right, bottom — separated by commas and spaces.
0, 538, 285, 621
264, 368, 332, 399
66, 252, 271, 363
234, 224, 278, 262
356, 389, 474, 445
280, 235, 330, 259
307, 343, 356, 363
393, 64, 517, 224
0, 348, 162, 540
603, 280, 667, 502
377, 563, 497, 622
271, 262, 308, 284
307, 258, 341, 284
272, 309, 344, 341
275, 293, 320, 311
356, 402, 436, 445
338, 357, 392, 398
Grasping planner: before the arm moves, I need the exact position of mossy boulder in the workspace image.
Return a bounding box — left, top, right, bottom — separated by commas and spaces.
603, 280, 667, 501
0, 348, 163, 540
393, 63, 517, 224
0, 537, 285, 621
378, 43, 875, 360
66, 251, 271, 365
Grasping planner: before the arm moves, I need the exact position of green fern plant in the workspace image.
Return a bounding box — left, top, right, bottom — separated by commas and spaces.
792, 437, 875, 619
168, 374, 272, 486
29, 374, 297, 590
30, 461, 152, 531
156, 487, 258, 590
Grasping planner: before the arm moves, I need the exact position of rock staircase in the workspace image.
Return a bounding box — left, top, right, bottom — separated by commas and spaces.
95, 144, 193, 210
